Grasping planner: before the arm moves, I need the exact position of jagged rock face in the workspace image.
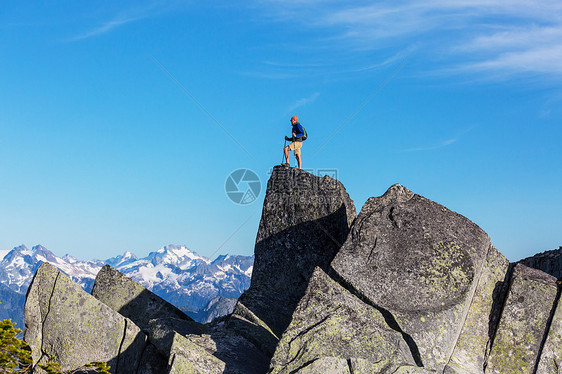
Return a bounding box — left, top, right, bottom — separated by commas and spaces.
537, 282, 562, 372
92, 265, 269, 373
486, 264, 559, 374
92, 265, 193, 330
22, 172, 562, 374
233, 166, 356, 346
183, 296, 238, 324
329, 184, 500, 371
147, 320, 226, 374
24, 263, 147, 373
270, 267, 417, 373
519, 246, 562, 279
135, 344, 168, 374
25, 262, 268, 373
444, 244, 510, 373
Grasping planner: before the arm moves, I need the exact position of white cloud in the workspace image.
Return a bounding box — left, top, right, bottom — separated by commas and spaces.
64, 1, 167, 42
460, 26, 562, 52
400, 138, 458, 153
398, 125, 476, 152
252, 0, 562, 78
67, 17, 139, 42
466, 45, 562, 75
287, 92, 320, 112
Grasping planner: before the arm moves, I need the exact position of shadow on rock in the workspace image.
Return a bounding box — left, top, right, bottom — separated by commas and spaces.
231, 203, 354, 361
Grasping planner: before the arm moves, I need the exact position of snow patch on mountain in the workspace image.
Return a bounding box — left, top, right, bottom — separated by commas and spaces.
0, 243, 253, 325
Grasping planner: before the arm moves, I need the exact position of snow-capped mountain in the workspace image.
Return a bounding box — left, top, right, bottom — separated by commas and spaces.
0, 244, 253, 327
114, 245, 253, 311
0, 245, 103, 294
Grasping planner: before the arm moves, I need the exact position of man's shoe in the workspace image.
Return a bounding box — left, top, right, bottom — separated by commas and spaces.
281, 162, 290, 167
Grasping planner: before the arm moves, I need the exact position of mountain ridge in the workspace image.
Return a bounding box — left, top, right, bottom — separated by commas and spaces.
0, 243, 253, 327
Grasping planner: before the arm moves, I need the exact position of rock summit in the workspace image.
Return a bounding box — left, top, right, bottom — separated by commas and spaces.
24, 166, 562, 373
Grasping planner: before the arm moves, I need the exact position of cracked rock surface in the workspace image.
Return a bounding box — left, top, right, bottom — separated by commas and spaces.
22, 168, 562, 374
330, 184, 499, 371
269, 267, 416, 373
231, 165, 357, 355
92, 264, 194, 330
24, 262, 147, 373
486, 264, 558, 374
537, 283, 562, 373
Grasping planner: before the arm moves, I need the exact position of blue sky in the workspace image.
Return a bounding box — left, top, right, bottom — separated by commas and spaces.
1, 0, 560, 262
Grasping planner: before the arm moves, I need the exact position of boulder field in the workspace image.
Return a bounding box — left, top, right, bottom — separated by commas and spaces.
24, 166, 561, 373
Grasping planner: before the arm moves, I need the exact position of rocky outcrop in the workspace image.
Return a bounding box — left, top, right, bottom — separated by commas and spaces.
24, 263, 147, 373
445, 245, 510, 373
486, 264, 559, 374
25, 262, 268, 373
183, 296, 238, 324
519, 246, 562, 279
92, 266, 269, 373
23, 167, 562, 374
537, 286, 562, 372
329, 184, 503, 371
269, 267, 417, 373
231, 165, 356, 354
92, 264, 193, 330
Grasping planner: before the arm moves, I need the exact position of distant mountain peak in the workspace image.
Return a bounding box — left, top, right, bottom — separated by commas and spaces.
151, 244, 211, 267
158, 244, 197, 256
31, 245, 59, 262
0, 243, 254, 324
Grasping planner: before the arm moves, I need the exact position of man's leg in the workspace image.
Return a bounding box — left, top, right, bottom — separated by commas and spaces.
293, 142, 302, 169
284, 146, 290, 164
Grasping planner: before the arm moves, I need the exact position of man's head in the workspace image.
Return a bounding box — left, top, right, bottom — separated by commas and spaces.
291, 116, 298, 124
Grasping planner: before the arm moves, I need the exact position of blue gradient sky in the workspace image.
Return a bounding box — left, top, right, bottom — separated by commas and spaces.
1, 1, 561, 261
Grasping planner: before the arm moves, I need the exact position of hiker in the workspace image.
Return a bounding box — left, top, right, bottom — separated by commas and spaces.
283, 116, 304, 169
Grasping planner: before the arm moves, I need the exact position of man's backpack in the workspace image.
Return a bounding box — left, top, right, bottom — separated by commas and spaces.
302, 126, 308, 141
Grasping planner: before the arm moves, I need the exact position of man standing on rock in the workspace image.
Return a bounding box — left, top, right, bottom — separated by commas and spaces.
283, 116, 304, 169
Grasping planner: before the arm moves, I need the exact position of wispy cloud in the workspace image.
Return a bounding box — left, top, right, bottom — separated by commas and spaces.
539, 93, 562, 118
399, 125, 475, 153
241, 47, 414, 80
400, 138, 458, 153
64, 2, 166, 42
251, 0, 562, 79
465, 46, 562, 75
287, 92, 320, 113
66, 17, 139, 42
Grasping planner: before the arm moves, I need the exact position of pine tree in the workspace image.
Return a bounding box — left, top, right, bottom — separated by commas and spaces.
0, 308, 109, 374
0, 319, 32, 373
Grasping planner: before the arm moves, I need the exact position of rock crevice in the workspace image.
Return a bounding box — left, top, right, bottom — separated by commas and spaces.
443, 242, 492, 371
38, 271, 60, 368
533, 284, 562, 374
327, 266, 423, 367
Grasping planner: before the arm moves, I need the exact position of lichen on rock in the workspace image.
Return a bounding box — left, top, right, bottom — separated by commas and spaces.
24, 263, 147, 373
91, 264, 192, 330
232, 166, 357, 357
270, 267, 416, 373
331, 184, 495, 371
485, 263, 558, 374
